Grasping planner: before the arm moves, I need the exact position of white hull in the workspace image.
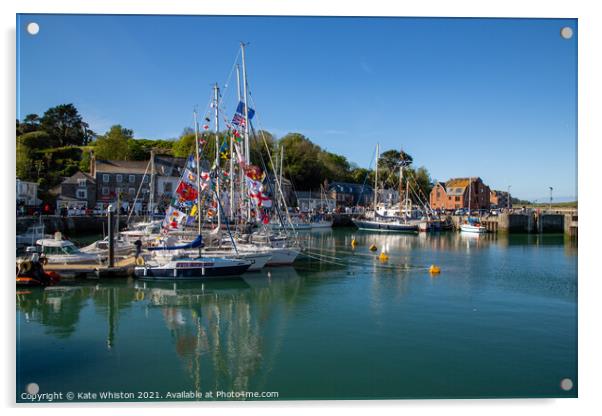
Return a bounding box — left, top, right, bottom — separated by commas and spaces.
460, 224, 488, 234
310, 220, 333, 229
265, 247, 300, 266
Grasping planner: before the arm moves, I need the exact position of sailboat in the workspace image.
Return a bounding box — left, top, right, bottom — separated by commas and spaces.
352, 144, 419, 232
460, 177, 487, 234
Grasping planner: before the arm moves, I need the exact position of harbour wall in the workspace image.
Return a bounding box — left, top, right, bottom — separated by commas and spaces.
17, 215, 137, 235
452, 212, 576, 235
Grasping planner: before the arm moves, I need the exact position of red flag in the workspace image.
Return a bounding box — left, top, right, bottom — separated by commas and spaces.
176, 182, 198, 202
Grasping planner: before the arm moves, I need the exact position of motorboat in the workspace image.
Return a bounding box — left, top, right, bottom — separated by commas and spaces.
460, 219, 488, 234
30, 236, 101, 264
16, 224, 52, 247
80, 236, 135, 257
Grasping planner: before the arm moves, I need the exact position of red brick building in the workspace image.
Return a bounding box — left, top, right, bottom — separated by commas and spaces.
490, 190, 512, 209
430, 177, 490, 211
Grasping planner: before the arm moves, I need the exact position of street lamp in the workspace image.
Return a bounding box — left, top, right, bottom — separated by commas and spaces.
549, 187, 553, 211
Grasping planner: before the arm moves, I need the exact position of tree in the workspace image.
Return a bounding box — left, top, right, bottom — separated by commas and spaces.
278, 133, 325, 190
17, 113, 41, 135
40, 104, 88, 146
93, 125, 133, 160
318, 151, 352, 182
250, 130, 276, 169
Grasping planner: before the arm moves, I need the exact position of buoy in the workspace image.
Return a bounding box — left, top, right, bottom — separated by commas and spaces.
369, 244, 377, 252
135, 256, 145, 266
379, 252, 389, 262
429, 265, 441, 274
351, 238, 357, 248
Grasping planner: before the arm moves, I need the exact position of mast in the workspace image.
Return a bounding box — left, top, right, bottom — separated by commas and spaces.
213, 83, 221, 229
240, 42, 251, 221
374, 143, 379, 213
467, 177, 472, 216
399, 164, 403, 216
193, 110, 202, 236
405, 173, 410, 220
230, 65, 241, 219
149, 149, 155, 220
241, 42, 250, 165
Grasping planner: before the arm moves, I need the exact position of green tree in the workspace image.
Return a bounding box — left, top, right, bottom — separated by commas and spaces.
40, 104, 89, 146
17, 113, 41, 135
94, 125, 133, 160
250, 130, 276, 169
318, 151, 352, 182
278, 133, 325, 190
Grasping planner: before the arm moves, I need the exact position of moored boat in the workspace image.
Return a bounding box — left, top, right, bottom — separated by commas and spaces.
135, 256, 252, 280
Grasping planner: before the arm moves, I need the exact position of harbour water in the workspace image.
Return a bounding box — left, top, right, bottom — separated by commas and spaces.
16, 229, 577, 401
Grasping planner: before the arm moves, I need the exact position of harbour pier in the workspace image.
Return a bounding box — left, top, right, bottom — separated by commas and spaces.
451, 210, 577, 235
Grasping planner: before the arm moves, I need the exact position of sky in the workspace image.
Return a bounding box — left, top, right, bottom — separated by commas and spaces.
16, 15, 577, 201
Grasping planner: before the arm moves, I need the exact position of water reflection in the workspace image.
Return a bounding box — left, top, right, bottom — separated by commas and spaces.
16, 229, 577, 399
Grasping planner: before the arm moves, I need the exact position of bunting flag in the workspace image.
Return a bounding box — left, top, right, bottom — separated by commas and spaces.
231, 101, 255, 126
199, 171, 212, 190
233, 142, 245, 166
181, 169, 197, 186
221, 151, 229, 160
176, 181, 199, 202
186, 155, 196, 170
163, 206, 188, 230
245, 176, 272, 208
244, 164, 265, 181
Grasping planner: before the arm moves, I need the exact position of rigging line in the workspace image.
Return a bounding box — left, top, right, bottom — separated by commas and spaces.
126, 159, 151, 223
246, 94, 300, 243
353, 146, 377, 215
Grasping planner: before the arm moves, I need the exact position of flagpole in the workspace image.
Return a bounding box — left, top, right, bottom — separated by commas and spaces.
193, 110, 202, 238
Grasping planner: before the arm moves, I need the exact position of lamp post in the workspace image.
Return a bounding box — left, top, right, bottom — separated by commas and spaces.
507, 185, 511, 211
549, 187, 553, 211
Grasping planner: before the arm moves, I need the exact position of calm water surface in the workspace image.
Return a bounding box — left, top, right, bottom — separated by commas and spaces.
16, 229, 577, 401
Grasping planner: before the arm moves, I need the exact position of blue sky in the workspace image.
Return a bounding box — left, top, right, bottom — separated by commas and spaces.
17, 15, 577, 201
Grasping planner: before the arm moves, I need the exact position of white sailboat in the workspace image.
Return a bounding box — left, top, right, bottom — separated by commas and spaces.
460, 177, 487, 234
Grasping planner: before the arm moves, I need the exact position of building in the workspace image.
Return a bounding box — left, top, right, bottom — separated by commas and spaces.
296, 191, 336, 213
429, 177, 490, 211
490, 190, 512, 209
16, 178, 41, 207
327, 182, 374, 207
56, 171, 97, 212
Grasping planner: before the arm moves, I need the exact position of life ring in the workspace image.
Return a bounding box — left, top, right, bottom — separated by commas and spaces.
135, 256, 145, 266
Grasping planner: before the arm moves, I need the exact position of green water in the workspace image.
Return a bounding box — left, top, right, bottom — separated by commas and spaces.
16, 229, 577, 401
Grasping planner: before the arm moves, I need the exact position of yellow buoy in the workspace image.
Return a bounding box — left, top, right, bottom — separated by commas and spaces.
429, 265, 441, 274
369, 244, 378, 252
379, 252, 389, 262
351, 238, 357, 248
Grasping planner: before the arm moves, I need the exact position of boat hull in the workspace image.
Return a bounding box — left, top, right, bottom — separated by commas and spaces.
135, 261, 251, 280
352, 219, 418, 233
460, 225, 488, 234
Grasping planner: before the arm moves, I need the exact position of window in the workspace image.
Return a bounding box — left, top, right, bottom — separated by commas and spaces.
77, 178, 86, 187
102, 187, 109, 196
129, 175, 136, 183
143, 176, 149, 183
164, 182, 173, 194
116, 174, 123, 183
76, 189, 87, 200
115, 187, 122, 196
455, 196, 460, 202
103, 174, 109, 183
129, 188, 136, 197
436, 191, 440, 198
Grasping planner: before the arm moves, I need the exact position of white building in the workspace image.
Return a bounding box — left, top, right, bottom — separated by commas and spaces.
16, 178, 41, 206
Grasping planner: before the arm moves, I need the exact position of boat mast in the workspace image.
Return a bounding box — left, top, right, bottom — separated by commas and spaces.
230, 64, 241, 220
193, 110, 202, 236
374, 143, 379, 213
467, 177, 472, 216
405, 171, 410, 219
240, 42, 251, 221
149, 149, 155, 220
399, 164, 403, 216
213, 83, 221, 229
